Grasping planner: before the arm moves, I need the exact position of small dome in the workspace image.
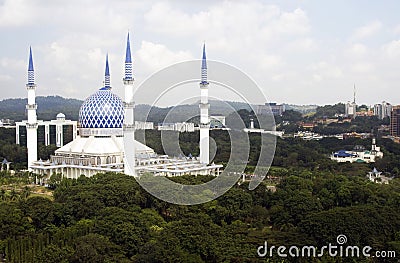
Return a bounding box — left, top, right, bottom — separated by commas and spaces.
79, 89, 124, 129
56, 113, 65, 119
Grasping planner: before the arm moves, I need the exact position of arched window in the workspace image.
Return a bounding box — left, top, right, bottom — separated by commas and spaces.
106, 156, 111, 164
112, 156, 116, 163
97, 157, 101, 165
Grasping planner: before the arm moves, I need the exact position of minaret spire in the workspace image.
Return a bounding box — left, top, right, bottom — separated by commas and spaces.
104, 54, 111, 89
201, 43, 208, 85
125, 32, 133, 81
199, 43, 210, 164
28, 46, 35, 85
353, 83, 356, 103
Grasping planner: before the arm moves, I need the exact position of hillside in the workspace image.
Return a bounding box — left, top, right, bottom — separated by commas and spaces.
0, 96, 252, 123
0, 96, 83, 121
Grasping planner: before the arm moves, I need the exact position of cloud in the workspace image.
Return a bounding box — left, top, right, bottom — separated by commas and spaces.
308, 61, 343, 81
136, 41, 193, 72
0, 0, 34, 27
144, 1, 311, 51
0, 58, 25, 70
2, 1, 400, 105
348, 43, 368, 56
352, 20, 382, 40
382, 40, 400, 57
285, 38, 317, 52
350, 62, 374, 73
0, 74, 11, 81
392, 24, 400, 35
273, 8, 310, 35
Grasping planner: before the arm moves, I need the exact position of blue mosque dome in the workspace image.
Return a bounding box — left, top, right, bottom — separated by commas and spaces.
79, 55, 124, 130
79, 89, 124, 129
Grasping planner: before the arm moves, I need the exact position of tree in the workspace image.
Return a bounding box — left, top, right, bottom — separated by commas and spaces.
47, 173, 63, 189
34, 244, 73, 263
70, 233, 125, 263
22, 197, 55, 230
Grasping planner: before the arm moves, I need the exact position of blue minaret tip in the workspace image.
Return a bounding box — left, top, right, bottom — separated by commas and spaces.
201, 43, 208, 85
105, 54, 110, 76
125, 32, 132, 63
28, 46, 34, 71
103, 54, 111, 89
201, 43, 207, 71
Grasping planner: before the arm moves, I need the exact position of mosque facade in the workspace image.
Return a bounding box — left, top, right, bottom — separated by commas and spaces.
27, 35, 222, 179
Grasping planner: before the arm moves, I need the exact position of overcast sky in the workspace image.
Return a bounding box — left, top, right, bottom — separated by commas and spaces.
1, 0, 400, 106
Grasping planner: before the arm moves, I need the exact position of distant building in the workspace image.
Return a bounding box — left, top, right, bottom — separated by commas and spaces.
16, 113, 77, 147
373, 101, 392, 120
342, 132, 372, 139
294, 131, 323, 140
210, 115, 225, 128
356, 107, 374, 117
345, 85, 357, 118
157, 122, 195, 132
367, 168, 392, 184
300, 122, 316, 130
390, 105, 400, 137
0, 119, 15, 126
135, 121, 153, 130
330, 138, 383, 163
345, 101, 357, 118
256, 102, 285, 116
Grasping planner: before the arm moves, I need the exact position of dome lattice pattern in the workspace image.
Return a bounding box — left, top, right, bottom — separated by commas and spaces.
79, 90, 124, 129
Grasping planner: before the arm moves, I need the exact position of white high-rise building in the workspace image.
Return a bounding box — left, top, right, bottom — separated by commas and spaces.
345, 85, 357, 118
373, 101, 392, 120
16, 114, 77, 147
199, 44, 210, 164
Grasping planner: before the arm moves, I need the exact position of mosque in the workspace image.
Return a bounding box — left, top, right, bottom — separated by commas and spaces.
27, 34, 222, 179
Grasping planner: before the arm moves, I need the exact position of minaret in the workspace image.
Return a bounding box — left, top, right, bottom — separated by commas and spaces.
199, 44, 210, 164
104, 54, 111, 89
352, 83, 357, 119
26, 47, 38, 171
123, 33, 135, 176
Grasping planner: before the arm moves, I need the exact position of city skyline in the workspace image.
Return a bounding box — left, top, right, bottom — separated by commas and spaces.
1, 1, 400, 105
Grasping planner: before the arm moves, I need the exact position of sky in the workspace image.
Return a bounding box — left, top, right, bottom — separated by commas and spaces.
1, 0, 400, 106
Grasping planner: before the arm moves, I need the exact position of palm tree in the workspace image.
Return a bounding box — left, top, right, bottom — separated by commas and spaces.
0, 189, 6, 201
21, 186, 31, 200
10, 189, 19, 201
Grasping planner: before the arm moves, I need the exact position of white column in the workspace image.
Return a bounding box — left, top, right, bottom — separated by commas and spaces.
56, 124, 62, 147
199, 83, 210, 164
26, 85, 38, 171
45, 124, 50, 146
123, 78, 135, 176
16, 123, 20, 144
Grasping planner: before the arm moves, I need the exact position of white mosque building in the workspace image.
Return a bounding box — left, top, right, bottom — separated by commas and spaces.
28, 34, 222, 179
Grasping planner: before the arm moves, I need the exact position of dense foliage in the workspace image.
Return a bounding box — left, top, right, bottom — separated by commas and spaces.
0, 96, 83, 121
313, 103, 345, 119
0, 172, 397, 262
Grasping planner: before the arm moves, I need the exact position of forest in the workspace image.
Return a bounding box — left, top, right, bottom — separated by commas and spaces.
0, 171, 398, 262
